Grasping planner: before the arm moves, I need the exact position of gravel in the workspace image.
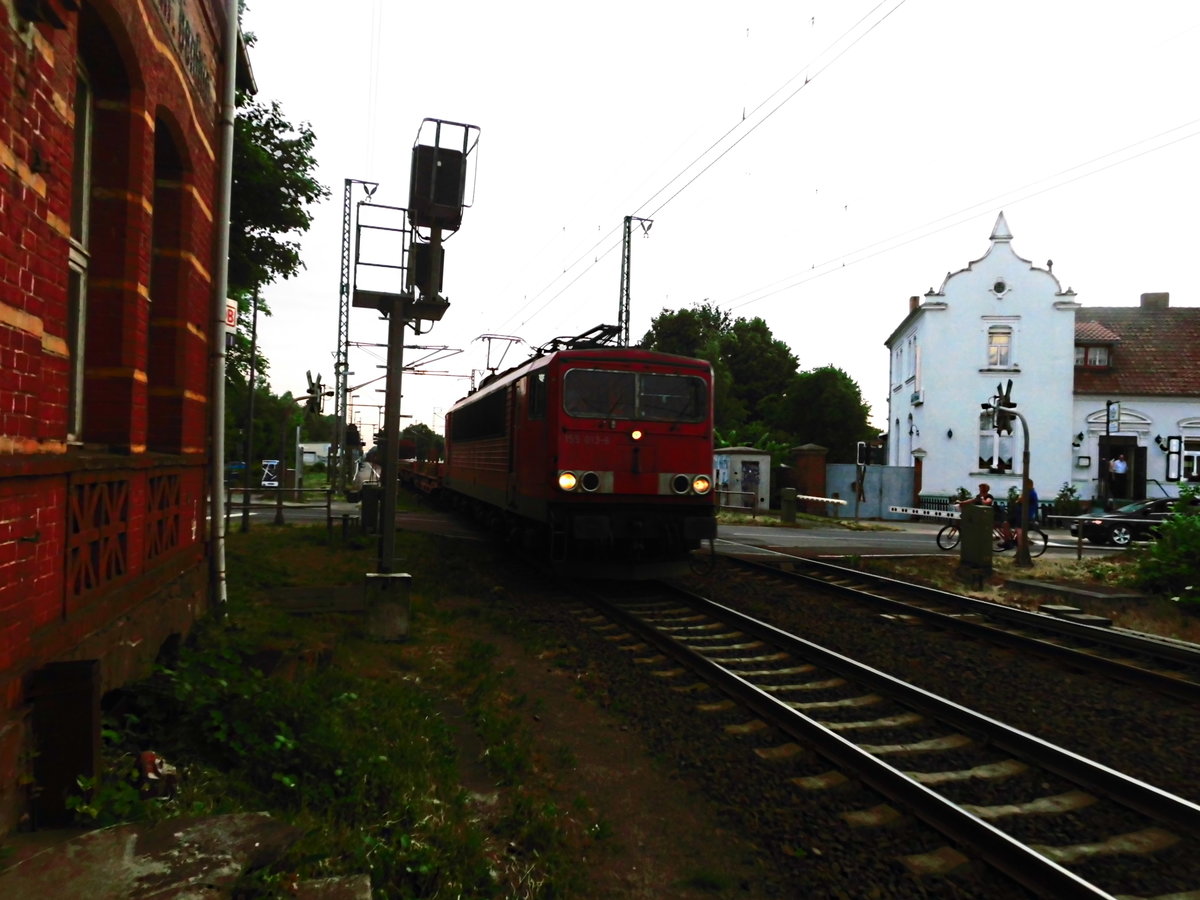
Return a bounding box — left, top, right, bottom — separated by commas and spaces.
491, 555, 1200, 898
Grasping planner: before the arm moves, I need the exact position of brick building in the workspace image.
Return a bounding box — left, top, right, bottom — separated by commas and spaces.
1, 0, 238, 832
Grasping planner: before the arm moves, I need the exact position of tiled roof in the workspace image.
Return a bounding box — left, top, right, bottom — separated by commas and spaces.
1074, 307, 1200, 396
1074, 321, 1121, 343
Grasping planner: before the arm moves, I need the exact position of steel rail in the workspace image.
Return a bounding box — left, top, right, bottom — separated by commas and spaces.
724, 554, 1200, 703
586, 585, 1200, 899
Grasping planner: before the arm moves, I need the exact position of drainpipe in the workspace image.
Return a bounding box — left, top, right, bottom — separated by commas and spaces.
208, 0, 239, 610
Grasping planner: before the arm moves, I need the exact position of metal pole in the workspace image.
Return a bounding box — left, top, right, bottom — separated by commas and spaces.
378, 300, 406, 572
275, 414, 286, 526
334, 179, 379, 497
1014, 410, 1032, 568
618, 215, 632, 347
241, 287, 258, 532
207, 0, 239, 611
333, 180, 353, 496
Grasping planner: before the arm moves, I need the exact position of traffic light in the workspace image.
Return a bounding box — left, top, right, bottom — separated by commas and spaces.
345, 423, 361, 449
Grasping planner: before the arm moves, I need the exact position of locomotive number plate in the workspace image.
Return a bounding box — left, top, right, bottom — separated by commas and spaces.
564, 433, 613, 445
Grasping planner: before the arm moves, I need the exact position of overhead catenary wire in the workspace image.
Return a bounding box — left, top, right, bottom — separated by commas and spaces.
724, 116, 1200, 312
497, 0, 909, 334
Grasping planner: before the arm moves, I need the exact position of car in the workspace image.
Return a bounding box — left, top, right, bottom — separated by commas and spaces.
1069, 496, 1200, 546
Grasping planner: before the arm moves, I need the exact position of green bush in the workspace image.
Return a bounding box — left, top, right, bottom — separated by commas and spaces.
1133, 484, 1200, 610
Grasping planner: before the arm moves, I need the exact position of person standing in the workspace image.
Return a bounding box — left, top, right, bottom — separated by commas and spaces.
1111, 454, 1128, 498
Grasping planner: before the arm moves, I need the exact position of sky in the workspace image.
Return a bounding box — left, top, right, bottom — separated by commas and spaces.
239, 0, 1200, 436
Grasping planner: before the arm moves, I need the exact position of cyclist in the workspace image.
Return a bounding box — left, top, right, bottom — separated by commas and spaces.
958, 482, 1006, 541
958, 482, 998, 515
1004, 481, 1040, 549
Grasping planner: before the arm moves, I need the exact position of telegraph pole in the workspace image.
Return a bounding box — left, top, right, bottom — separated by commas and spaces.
617, 215, 652, 347
333, 178, 378, 497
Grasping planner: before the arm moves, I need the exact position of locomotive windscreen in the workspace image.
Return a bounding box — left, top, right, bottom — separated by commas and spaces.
563, 369, 706, 422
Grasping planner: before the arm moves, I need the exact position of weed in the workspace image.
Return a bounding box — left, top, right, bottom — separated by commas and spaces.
63, 525, 588, 897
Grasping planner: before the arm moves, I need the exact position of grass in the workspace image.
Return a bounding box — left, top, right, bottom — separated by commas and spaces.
860, 552, 1200, 643
57, 525, 592, 898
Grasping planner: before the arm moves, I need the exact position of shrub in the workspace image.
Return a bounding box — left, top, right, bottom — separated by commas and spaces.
1132, 484, 1200, 611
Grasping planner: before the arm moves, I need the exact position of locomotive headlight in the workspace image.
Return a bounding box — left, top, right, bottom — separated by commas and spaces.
630, 429, 643, 441
558, 471, 578, 491
692, 475, 712, 495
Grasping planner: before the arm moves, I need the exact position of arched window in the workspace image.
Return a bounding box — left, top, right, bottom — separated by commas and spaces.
146, 114, 188, 452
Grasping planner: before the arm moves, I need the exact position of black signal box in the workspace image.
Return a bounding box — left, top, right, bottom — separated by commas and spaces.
409, 145, 466, 231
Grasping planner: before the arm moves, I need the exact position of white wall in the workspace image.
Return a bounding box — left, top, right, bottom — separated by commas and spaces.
887, 216, 1080, 501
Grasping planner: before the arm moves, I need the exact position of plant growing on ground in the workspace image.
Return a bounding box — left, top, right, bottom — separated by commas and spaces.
1132, 484, 1200, 610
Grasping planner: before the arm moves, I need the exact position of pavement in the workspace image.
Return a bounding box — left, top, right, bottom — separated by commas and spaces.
0, 813, 371, 899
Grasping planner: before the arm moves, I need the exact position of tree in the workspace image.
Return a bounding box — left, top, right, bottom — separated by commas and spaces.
401, 423, 446, 462
722, 316, 798, 418
229, 93, 328, 298
642, 303, 744, 429
640, 302, 798, 431
224, 86, 328, 466
764, 366, 876, 463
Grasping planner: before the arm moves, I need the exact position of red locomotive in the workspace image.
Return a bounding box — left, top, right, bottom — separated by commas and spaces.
438, 328, 716, 569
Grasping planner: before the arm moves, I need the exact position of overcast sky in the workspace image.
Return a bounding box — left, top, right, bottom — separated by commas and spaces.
240, 0, 1200, 435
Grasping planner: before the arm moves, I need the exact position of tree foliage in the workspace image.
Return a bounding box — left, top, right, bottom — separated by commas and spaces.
401, 423, 446, 462
641, 302, 877, 464
224, 86, 328, 461
229, 92, 328, 298
763, 366, 876, 463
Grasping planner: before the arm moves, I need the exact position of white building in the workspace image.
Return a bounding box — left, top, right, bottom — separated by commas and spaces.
885, 213, 1200, 506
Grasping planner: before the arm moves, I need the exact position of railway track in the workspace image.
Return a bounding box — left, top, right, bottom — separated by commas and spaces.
578, 581, 1200, 899
717, 553, 1200, 704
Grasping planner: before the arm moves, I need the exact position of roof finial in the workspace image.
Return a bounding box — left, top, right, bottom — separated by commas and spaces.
990, 211, 1013, 242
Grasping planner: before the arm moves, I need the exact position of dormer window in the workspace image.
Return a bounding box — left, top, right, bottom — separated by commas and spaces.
1075, 345, 1110, 368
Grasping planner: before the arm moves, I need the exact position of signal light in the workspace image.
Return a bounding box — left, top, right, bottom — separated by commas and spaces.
692, 475, 712, 495
557, 471, 578, 491
631, 430, 643, 441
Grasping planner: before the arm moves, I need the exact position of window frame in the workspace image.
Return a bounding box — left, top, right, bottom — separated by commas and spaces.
66, 62, 93, 443
987, 325, 1013, 369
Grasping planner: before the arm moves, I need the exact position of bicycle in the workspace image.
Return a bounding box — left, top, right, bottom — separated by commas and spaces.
936, 521, 1048, 557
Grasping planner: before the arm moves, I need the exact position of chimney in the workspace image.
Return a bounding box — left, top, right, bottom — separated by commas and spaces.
1140, 292, 1169, 309
909, 295, 920, 312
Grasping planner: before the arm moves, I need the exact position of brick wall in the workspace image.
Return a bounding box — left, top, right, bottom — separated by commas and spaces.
0, 0, 230, 832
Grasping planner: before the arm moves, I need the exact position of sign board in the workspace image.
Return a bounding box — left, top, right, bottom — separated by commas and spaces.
261, 459, 280, 488
225, 298, 238, 331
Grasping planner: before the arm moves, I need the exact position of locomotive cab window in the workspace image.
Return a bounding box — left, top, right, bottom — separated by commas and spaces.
638, 373, 705, 421
563, 369, 706, 422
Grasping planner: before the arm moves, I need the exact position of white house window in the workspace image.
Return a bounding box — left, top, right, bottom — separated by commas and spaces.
978, 414, 1013, 472
1074, 345, 1109, 367
987, 326, 1012, 368
1183, 438, 1200, 482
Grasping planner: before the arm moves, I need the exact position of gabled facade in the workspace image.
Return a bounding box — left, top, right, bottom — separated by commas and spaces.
885, 213, 1079, 502
885, 214, 1200, 505
1, 0, 236, 833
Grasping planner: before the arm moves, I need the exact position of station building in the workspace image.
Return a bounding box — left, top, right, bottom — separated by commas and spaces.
0, 0, 240, 832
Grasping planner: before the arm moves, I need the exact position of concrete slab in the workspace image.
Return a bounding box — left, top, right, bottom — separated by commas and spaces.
0, 813, 300, 900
